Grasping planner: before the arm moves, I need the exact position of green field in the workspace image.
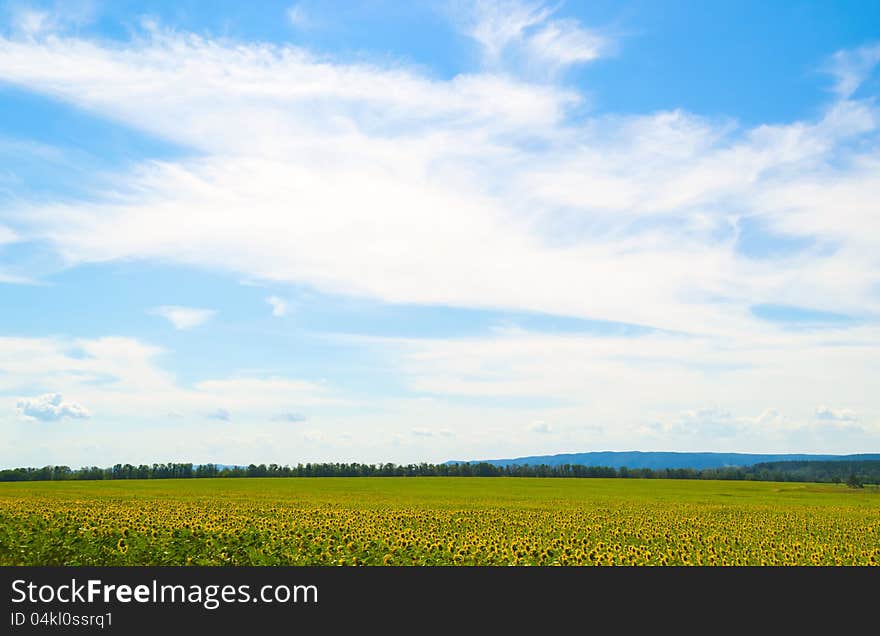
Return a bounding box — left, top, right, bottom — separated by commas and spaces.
1, 477, 878, 565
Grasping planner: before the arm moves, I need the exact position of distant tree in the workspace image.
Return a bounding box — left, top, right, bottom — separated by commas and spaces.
846, 473, 864, 488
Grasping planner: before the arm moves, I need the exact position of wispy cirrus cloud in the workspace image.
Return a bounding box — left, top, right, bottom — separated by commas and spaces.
824, 42, 880, 98
286, 3, 313, 29
4, 1, 96, 38
451, 0, 608, 73
0, 12, 878, 460
1, 27, 877, 339
526, 17, 607, 69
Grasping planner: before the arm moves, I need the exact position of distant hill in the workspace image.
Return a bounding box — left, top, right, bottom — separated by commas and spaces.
447, 451, 880, 471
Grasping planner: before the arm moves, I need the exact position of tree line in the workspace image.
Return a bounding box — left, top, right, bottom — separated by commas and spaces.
0, 459, 876, 485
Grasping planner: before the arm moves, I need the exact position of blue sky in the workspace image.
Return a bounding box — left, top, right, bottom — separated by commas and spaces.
1, 0, 878, 468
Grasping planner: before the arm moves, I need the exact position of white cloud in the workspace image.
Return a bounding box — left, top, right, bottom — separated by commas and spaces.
286, 4, 311, 29
0, 225, 32, 283
274, 412, 306, 422
194, 377, 331, 407
6, 1, 96, 37
16, 393, 89, 421
457, 0, 552, 61
1, 31, 877, 340
527, 420, 551, 433
0, 225, 19, 245
0, 25, 878, 460
345, 324, 880, 451
10, 9, 52, 36
0, 335, 170, 395
208, 408, 231, 421
0, 270, 35, 284
0, 335, 336, 426
526, 18, 606, 68
0, 29, 573, 149
0, 335, 350, 467
266, 296, 289, 317
1, 330, 875, 462
825, 43, 880, 98
453, 0, 606, 73
674, 407, 738, 438
815, 406, 857, 423
750, 409, 789, 429
152, 306, 215, 330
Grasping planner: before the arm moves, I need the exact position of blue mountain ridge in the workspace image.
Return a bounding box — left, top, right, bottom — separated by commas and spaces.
445, 451, 880, 470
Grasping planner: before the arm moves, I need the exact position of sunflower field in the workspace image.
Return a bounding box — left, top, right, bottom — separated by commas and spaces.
1, 477, 877, 566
